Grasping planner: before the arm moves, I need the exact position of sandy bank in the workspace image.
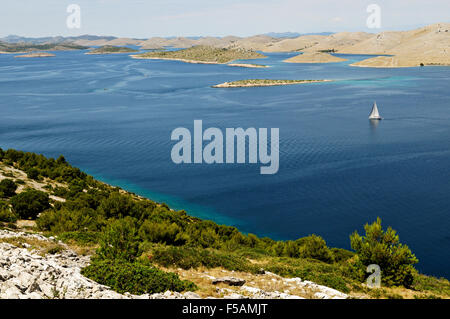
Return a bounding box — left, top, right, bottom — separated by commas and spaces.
14, 52, 55, 58
227, 63, 268, 68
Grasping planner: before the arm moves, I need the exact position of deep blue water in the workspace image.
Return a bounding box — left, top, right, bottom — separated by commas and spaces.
0, 50, 449, 278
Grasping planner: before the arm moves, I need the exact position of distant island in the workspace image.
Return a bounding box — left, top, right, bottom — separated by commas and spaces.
0, 42, 87, 54
212, 79, 331, 88
2, 23, 449, 67
86, 45, 139, 55
131, 45, 267, 67
14, 52, 55, 58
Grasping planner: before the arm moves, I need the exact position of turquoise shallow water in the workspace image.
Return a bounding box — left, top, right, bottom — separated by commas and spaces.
0, 50, 449, 278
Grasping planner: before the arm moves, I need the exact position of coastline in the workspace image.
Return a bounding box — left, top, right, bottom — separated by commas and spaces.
130, 55, 267, 68
85, 51, 137, 55
1, 148, 449, 299
84, 171, 244, 229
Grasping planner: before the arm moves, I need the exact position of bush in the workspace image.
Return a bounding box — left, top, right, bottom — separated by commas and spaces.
330, 248, 354, 263
98, 193, 139, 219
10, 189, 50, 219
350, 218, 418, 287
37, 207, 105, 233
0, 179, 17, 198
81, 259, 197, 295
297, 235, 334, 263
26, 168, 40, 180
139, 220, 183, 245
97, 217, 141, 261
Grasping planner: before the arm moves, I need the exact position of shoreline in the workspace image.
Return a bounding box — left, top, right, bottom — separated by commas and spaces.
350, 62, 450, 68
130, 55, 267, 68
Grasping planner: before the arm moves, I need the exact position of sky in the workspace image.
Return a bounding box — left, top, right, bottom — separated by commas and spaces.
0, 0, 449, 38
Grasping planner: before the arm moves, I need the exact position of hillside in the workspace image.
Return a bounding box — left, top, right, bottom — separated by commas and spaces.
284, 52, 347, 63
302, 32, 374, 52
348, 23, 450, 67
140, 35, 277, 51
262, 35, 328, 52
103, 38, 143, 46
0, 147, 449, 299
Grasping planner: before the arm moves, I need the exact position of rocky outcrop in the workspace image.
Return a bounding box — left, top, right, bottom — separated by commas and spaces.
212, 277, 246, 286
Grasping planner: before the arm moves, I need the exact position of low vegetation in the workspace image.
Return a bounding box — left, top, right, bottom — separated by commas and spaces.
0, 146, 449, 298
134, 45, 266, 63
10, 189, 50, 220
86, 45, 139, 55
0, 179, 17, 198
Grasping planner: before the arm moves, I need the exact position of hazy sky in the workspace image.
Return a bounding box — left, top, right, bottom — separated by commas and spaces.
1, 0, 449, 38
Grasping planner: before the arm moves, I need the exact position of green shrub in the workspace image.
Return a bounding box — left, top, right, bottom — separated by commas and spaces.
98, 193, 138, 219
81, 259, 196, 295
350, 218, 418, 288
0, 179, 17, 198
37, 208, 105, 233
97, 217, 141, 261
0, 208, 18, 223
26, 168, 40, 180
330, 248, 354, 263
10, 189, 50, 219
139, 220, 184, 245
296, 235, 334, 263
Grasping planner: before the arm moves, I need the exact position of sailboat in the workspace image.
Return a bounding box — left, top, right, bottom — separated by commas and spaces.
369, 101, 383, 120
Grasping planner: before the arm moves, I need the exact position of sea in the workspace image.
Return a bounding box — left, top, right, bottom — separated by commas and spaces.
0, 49, 449, 278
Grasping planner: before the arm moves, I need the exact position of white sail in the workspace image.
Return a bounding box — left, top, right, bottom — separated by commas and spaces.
369, 102, 382, 120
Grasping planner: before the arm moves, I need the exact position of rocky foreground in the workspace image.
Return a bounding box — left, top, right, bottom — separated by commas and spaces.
0, 229, 348, 299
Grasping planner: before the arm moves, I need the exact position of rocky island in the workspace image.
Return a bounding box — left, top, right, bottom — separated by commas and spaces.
131, 45, 267, 67
212, 79, 332, 88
